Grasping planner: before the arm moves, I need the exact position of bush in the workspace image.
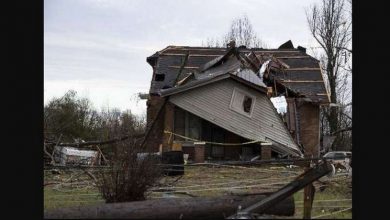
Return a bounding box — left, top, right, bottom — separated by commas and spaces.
97, 140, 162, 203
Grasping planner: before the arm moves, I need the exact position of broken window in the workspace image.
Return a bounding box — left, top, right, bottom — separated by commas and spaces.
243, 96, 253, 113
230, 88, 255, 117
154, 74, 165, 81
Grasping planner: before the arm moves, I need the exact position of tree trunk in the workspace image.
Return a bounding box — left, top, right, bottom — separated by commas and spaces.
44, 194, 295, 219
328, 65, 339, 150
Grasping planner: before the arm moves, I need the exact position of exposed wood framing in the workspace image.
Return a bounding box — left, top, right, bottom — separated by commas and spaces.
189, 54, 222, 57
176, 72, 194, 86
286, 68, 321, 71
280, 80, 324, 83
275, 56, 311, 59
251, 50, 302, 53
159, 53, 187, 56
168, 66, 199, 69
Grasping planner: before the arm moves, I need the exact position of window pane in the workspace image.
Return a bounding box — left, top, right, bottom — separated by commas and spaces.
243, 96, 253, 113
174, 107, 186, 141
212, 146, 224, 158
188, 112, 201, 140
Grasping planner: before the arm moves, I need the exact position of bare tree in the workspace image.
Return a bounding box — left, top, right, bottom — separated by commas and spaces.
306, 0, 351, 150
203, 15, 267, 48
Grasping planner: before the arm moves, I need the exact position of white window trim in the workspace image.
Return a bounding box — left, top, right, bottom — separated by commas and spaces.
229, 87, 256, 118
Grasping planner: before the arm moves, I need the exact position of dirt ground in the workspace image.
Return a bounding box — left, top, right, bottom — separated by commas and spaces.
44, 164, 352, 219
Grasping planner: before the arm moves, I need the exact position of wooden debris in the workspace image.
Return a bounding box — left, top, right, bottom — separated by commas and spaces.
44, 194, 295, 219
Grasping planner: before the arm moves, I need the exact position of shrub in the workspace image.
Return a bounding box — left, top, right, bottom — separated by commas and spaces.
97, 140, 161, 203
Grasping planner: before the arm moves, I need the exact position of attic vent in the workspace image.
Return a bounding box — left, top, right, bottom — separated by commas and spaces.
155, 74, 165, 81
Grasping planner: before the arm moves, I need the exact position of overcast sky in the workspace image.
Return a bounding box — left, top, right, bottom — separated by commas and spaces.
44, 0, 324, 116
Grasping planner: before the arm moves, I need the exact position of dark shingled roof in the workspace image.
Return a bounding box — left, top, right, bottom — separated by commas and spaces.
147, 45, 330, 103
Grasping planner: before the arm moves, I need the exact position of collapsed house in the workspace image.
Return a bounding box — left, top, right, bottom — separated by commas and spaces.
143, 40, 330, 161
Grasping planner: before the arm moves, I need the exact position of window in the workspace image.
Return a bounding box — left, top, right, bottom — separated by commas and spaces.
174, 107, 201, 141
243, 96, 253, 113
230, 88, 256, 117
174, 107, 186, 141
212, 146, 224, 158
155, 74, 165, 81
334, 153, 345, 159
324, 152, 334, 158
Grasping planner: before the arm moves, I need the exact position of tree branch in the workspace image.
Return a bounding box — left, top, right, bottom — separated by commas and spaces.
44, 133, 144, 148
331, 127, 352, 135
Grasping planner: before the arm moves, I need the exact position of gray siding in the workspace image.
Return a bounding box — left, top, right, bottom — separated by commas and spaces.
169, 79, 301, 156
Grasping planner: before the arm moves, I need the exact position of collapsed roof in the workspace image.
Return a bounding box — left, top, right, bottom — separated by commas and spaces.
146, 41, 329, 157
147, 41, 330, 104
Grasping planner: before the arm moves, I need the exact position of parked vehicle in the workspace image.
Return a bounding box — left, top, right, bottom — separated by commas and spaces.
323, 151, 352, 164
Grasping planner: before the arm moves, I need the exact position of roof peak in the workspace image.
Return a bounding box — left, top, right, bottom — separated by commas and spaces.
160, 45, 300, 51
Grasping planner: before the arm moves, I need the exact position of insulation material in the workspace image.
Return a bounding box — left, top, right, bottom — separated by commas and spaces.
258, 59, 271, 78
270, 96, 288, 114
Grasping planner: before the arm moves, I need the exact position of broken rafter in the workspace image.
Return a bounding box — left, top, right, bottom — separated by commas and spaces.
176, 72, 194, 86
168, 65, 199, 69
173, 52, 190, 86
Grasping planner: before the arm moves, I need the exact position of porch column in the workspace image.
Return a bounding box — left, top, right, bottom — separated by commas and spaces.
162, 102, 175, 151
261, 145, 272, 160
194, 142, 205, 163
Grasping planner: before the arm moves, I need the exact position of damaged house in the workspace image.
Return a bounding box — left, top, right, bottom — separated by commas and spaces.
143, 40, 330, 162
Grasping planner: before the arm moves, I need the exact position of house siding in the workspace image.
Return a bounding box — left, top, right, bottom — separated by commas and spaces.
169, 78, 300, 155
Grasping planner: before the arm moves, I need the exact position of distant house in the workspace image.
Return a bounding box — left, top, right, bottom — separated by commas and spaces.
143, 41, 330, 161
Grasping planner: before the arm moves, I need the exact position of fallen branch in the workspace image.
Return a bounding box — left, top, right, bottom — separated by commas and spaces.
331, 127, 352, 135
44, 143, 55, 164
95, 145, 108, 164
84, 170, 98, 183
44, 133, 144, 148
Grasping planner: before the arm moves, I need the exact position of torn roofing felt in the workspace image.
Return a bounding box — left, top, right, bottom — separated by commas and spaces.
159, 49, 303, 157
147, 43, 330, 104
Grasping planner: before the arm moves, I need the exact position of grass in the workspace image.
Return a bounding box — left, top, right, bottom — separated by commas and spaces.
44, 164, 352, 218
44, 187, 104, 210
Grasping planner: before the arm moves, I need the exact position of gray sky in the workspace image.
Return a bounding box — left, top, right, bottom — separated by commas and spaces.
44, 0, 324, 116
